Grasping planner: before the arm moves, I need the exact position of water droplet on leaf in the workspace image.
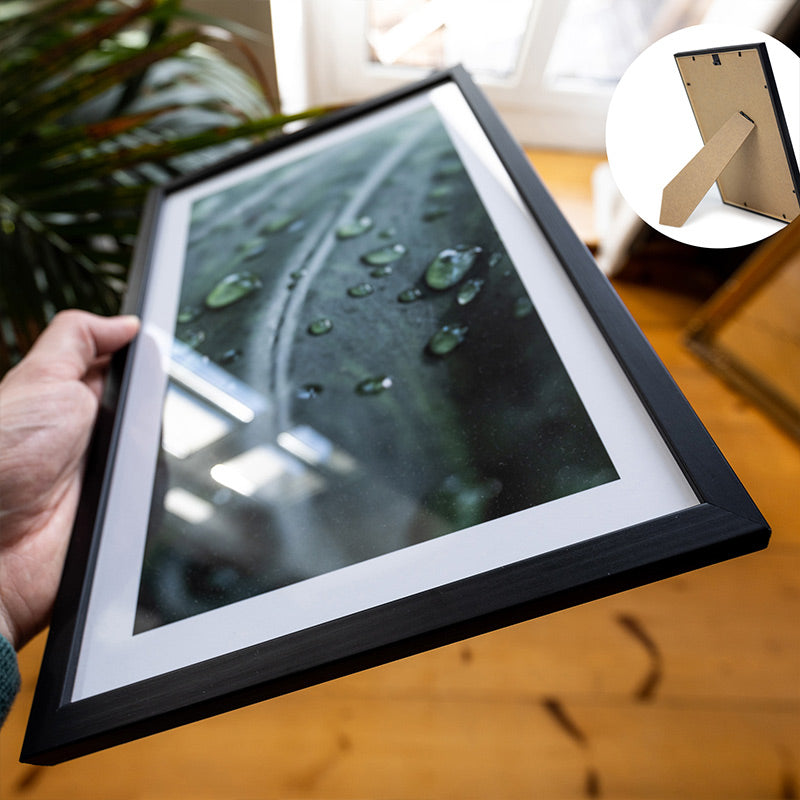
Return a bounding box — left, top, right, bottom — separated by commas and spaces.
348, 282, 374, 298
287, 268, 306, 290
514, 296, 533, 318
425, 245, 482, 290
260, 211, 297, 234
297, 383, 324, 399
428, 473, 502, 528
287, 218, 305, 233
336, 216, 373, 239
356, 375, 393, 395
179, 329, 206, 348
239, 237, 268, 260
427, 324, 468, 356
457, 278, 484, 305
177, 306, 201, 324
308, 318, 333, 335
398, 287, 423, 303
219, 348, 241, 365
205, 271, 262, 309
370, 265, 393, 278
361, 243, 407, 266
428, 185, 452, 199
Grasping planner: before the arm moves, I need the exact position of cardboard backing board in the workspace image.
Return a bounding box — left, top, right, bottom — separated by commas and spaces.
674, 43, 800, 224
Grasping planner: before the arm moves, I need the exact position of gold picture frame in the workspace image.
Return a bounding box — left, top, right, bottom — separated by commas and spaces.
686, 218, 800, 440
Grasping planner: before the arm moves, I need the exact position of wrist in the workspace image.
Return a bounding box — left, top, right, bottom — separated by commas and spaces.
0, 602, 19, 651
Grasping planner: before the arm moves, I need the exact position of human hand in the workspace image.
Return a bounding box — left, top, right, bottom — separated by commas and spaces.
0, 310, 140, 650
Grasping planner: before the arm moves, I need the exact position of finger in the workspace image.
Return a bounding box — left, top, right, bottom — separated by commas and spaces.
84, 313, 141, 358
24, 311, 140, 382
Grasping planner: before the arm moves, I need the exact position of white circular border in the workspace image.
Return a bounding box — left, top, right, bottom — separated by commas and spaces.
606, 24, 800, 248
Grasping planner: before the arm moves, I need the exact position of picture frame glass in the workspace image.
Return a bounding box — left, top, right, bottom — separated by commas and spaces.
70, 81, 698, 703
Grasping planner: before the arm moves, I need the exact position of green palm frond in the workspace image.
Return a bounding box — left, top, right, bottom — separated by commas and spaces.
0, 0, 322, 373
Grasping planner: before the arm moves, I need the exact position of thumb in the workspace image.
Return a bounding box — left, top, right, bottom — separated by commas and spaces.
23, 310, 140, 382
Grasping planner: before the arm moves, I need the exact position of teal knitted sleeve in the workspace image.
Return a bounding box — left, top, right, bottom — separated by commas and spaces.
0, 632, 21, 726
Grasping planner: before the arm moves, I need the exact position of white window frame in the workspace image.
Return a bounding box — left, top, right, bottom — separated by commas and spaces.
272, 0, 793, 151
294, 0, 613, 150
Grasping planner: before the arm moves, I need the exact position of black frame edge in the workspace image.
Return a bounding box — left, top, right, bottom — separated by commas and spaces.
23, 503, 767, 765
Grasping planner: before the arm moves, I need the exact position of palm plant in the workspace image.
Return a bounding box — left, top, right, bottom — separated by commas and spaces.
0, 0, 319, 373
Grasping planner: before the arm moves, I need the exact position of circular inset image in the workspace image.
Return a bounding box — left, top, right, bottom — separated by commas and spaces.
606, 24, 800, 248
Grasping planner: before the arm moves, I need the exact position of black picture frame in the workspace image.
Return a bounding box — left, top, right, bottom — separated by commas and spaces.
22, 66, 769, 765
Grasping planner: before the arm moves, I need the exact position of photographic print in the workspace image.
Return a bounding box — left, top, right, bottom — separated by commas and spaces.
134, 103, 618, 633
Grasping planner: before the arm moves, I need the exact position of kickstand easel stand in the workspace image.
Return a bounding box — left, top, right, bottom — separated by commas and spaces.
660, 111, 755, 227
659, 43, 800, 228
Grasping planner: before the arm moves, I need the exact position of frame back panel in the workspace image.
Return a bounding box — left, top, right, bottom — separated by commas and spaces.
675, 43, 800, 223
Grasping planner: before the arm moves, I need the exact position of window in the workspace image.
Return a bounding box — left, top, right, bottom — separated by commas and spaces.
274, 0, 706, 149
271, 0, 793, 150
